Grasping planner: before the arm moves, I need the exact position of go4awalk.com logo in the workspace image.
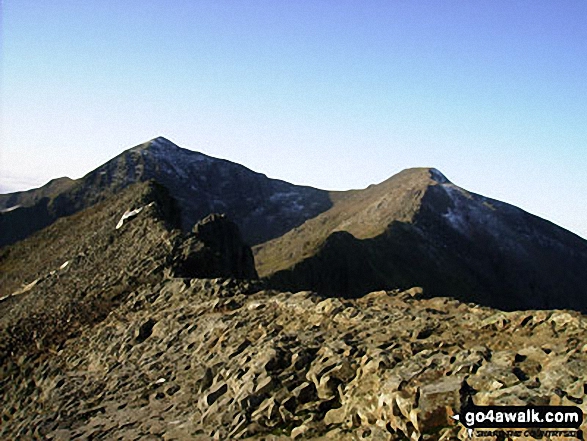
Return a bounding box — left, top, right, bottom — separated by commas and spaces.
451, 405, 583, 438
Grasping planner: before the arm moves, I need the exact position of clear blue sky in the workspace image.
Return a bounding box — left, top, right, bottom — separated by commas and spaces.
2, 1, 586, 238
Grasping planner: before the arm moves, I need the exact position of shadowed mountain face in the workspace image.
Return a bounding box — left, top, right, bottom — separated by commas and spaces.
256, 168, 587, 311
0, 137, 332, 247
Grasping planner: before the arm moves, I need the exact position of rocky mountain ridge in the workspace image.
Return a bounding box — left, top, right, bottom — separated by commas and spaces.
3, 278, 587, 440
3, 137, 587, 313
0, 137, 332, 247
256, 168, 587, 311
0, 180, 256, 364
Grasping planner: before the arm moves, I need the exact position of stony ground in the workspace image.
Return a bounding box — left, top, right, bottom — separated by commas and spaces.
2, 278, 586, 440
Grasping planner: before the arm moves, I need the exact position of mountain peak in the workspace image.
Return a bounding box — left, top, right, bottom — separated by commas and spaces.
149, 136, 176, 147
127, 136, 178, 153
375, 168, 451, 192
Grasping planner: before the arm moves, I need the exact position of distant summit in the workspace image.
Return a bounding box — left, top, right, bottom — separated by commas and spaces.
0, 138, 332, 247
256, 167, 587, 311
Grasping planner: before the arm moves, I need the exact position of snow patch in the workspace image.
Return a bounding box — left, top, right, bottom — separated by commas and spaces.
145, 139, 215, 181
1, 279, 40, 302
269, 191, 306, 213
442, 184, 500, 236
1, 205, 22, 213
439, 183, 520, 251
442, 186, 464, 226
116, 202, 155, 229
149, 138, 209, 163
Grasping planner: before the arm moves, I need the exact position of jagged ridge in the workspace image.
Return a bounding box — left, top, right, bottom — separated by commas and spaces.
3, 280, 587, 440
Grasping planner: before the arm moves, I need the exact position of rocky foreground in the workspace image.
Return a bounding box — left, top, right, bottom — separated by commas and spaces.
2, 278, 587, 440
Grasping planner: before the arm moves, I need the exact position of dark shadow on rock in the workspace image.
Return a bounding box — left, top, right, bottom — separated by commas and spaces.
171, 213, 258, 280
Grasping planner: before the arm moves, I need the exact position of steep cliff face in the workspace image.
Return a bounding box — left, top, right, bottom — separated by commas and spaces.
257, 168, 587, 311
0, 137, 332, 247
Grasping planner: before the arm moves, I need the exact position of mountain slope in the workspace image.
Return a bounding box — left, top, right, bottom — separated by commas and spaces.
0, 180, 257, 363
254, 168, 443, 275
0, 177, 75, 210
0, 137, 332, 247
255, 168, 587, 311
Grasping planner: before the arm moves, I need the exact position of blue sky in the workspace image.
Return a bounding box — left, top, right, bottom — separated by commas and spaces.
2, 1, 586, 238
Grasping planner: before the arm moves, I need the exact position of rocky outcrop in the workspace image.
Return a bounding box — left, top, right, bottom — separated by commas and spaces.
171, 213, 258, 279
2, 281, 587, 440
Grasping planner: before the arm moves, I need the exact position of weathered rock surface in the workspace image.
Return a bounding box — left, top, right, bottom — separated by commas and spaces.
0, 182, 257, 365
0, 180, 180, 363
2, 281, 587, 440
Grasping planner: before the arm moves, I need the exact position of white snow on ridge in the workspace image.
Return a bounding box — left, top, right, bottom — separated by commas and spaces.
1, 205, 22, 213
116, 202, 155, 229
443, 207, 467, 231
269, 191, 306, 205
439, 183, 521, 251
116, 208, 144, 229
149, 138, 210, 164
269, 191, 307, 213
440, 184, 483, 234
142, 138, 218, 180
